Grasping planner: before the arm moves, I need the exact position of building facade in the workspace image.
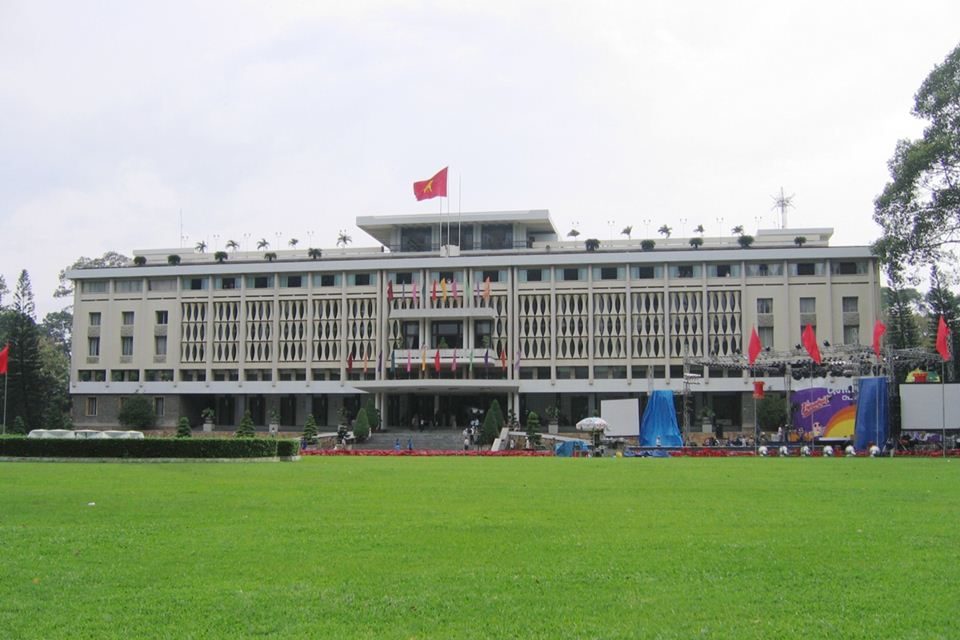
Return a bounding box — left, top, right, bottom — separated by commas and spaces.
68, 210, 880, 434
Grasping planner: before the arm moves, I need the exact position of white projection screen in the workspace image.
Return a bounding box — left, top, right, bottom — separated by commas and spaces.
899, 384, 960, 430
601, 398, 641, 437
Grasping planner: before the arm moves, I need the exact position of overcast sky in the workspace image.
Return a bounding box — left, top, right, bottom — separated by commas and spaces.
2, 1, 959, 318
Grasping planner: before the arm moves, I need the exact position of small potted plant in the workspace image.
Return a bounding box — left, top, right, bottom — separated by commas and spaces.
268, 408, 280, 436
544, 405, 560, 434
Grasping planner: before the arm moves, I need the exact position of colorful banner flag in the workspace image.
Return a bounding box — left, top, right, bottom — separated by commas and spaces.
441, 278, 448, 301
387, 281, 394, 302
421, 347, 427, 371
412, 282, 418, 305
431, 280, 437, 302
748, 327, 761, 365
937, 315, 952, 361
434, 349, 441, 373
484, 349, 490, 366
500, 348, 507, 370
452, 349, 458, 372
347, 352, 354, 374
514, 349, 522, 372
406, 349, 411, 373
451, 279, 458, 298
413, 167, 448, 201
483, 277, 491, 302
469, 349, 474, 373
872, 320, 887, 357
802, 325, 822, 364
0, 343, 8, 375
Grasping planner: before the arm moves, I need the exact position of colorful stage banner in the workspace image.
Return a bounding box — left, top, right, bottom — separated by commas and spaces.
791, 385, 858, 440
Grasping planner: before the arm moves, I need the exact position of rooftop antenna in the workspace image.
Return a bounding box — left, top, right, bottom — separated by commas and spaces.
771, 187, 794, 229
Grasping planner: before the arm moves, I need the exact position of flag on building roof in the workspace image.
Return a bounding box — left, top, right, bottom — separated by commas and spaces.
802, 325, 822, 364
748, 327, 762, 365
413, 167, 448, 201
936, 315, 952, 361
872, 320, 887, 357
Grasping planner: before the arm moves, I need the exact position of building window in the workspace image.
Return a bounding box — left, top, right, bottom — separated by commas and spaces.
431, 321, 463, 348
155, 310, 168, 325
148, 278, 177, 292
758, 326, 774, 349
671, 265, 698, 279
842, 296, 858, 313
88, 337, 100, 357
80, 281, 108, 294
795, 262, 816, 276
216, 276, 238, 290
561, 268, 582, 281
481, 270, 502, 283
831, 261, 866, 275
522, 269, 543, 282
599, 267, 620, 280
396, 272, 413, 285
746, 263, 783, 277
400, 227, 432, 252
281, 274, 303, 288
154, 397, 165, 417
480, 224, 512, 250
757, 298, 773, 315
183, 277, 207, 291
248, 276, 273, 289
121, 336, 134, 357
799, 297, 816, 314
352, 273, 372, 286
85, 397, 98, 417
709, 264, 738, 278
402, 321, 419, 349
843, 325, 860, 345
474, 320, 493, 348
632, 265, 659, 279
122, 311, 135, 325
89, 312, 101, 326
114, 279, 142, 293
316, 274, 337, 287
154, 335, 167, 356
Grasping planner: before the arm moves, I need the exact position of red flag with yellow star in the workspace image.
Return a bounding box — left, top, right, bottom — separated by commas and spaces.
413, 167, 448, 201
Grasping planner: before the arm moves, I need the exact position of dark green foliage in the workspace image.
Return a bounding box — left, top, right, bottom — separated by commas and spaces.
54, 251, 131, 298
873, 42, 960, 274
264, 252, 277, 262
176, 417, 192, 438
885, 269, 923, 349
362, 398, 380, 431
756, 395, 787, 430
117, 395, 157, 429
303, 413, 318, 442
689, 237, 703, 249
525, 411, 542, 448
794, 236, 807, 247
584, 238, 600, 251
925, 266, 960, 380
214, 251, 228, 263
133, 255, 147, 266
480, 399, 504, 445
11, 416, 28, 435
1, 271, 45, 429
641, 239, 655, 251
167, 254, 181, 265
352, 409, 370, 442
308, 248, 322, 260
236, 411, 256, 438
0, 436, 299, 458
737, 235, 754, 248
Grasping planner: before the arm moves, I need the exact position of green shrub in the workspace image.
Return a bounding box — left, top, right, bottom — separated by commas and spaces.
525, 411, 542, 448
176, 417, 192, 438
480, 399, 504, 445
117, 395, 156, 429
302, 414, 318, 443
362, 398, 381, 431
11, 416, 28, 435
353, 409, 370, 442
276, 439, 301, 457
0, 436, 290, 458
236, 411, 255, 438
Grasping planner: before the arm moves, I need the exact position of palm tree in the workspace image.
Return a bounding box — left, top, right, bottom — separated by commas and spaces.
621, 225, 633, 240
257, 238, 270, 251
567, 229, 580, 239
694, 224, 705, 235
214, 251, 228, 263
308, 248, 322, 260
264, 252, 277, 262
584, 238, 601, 251
288, 238, 299, 249
336, 231, 352, 247
225, 239, 239, 252
658, 225, 672, 238
731, 225, 744, 236
195, 241, 207, 253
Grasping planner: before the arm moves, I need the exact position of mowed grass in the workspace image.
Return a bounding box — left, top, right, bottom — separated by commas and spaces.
1, 458, 958, 639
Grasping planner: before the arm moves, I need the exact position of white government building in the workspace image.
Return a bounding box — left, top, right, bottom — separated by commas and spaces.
68, 210, 880, 435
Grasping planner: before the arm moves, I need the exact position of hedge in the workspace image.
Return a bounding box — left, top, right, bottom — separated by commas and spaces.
0, 437, 301, 459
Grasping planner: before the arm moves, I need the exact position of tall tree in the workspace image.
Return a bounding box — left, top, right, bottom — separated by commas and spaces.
873, 42, 960, 274
0, 271, 44, 431
884, 268, 923, 350
54, 252, 131, 299
0, 274, 8, 308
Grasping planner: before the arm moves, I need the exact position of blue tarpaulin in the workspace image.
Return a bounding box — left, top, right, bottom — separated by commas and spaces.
554, 440, 591, 457
639, 390, 682, 447
854, 377, 888, 450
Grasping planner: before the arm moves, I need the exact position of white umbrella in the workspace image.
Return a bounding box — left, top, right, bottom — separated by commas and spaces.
576, 417, 608, 432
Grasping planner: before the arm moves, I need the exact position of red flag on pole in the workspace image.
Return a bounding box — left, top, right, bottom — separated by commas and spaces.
936, 316, 952, 361
753, 381, 765, 399
431, 280, 437, 302
0, 343, 9, 374
802, 325, 822, 364
387, 280, 394, 302
413, 167, 448, 201
434, 349, 441, 373
347, 352, 354, 374
748, 327, 761, 365
872, 320, 887, 357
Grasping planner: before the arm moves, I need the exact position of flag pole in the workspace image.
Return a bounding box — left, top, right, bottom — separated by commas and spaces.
2, 371, 7, 435
942, 360, 947, 458
458, 173, 462, 250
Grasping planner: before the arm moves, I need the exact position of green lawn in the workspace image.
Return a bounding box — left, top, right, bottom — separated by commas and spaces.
1, 457, 957, 639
